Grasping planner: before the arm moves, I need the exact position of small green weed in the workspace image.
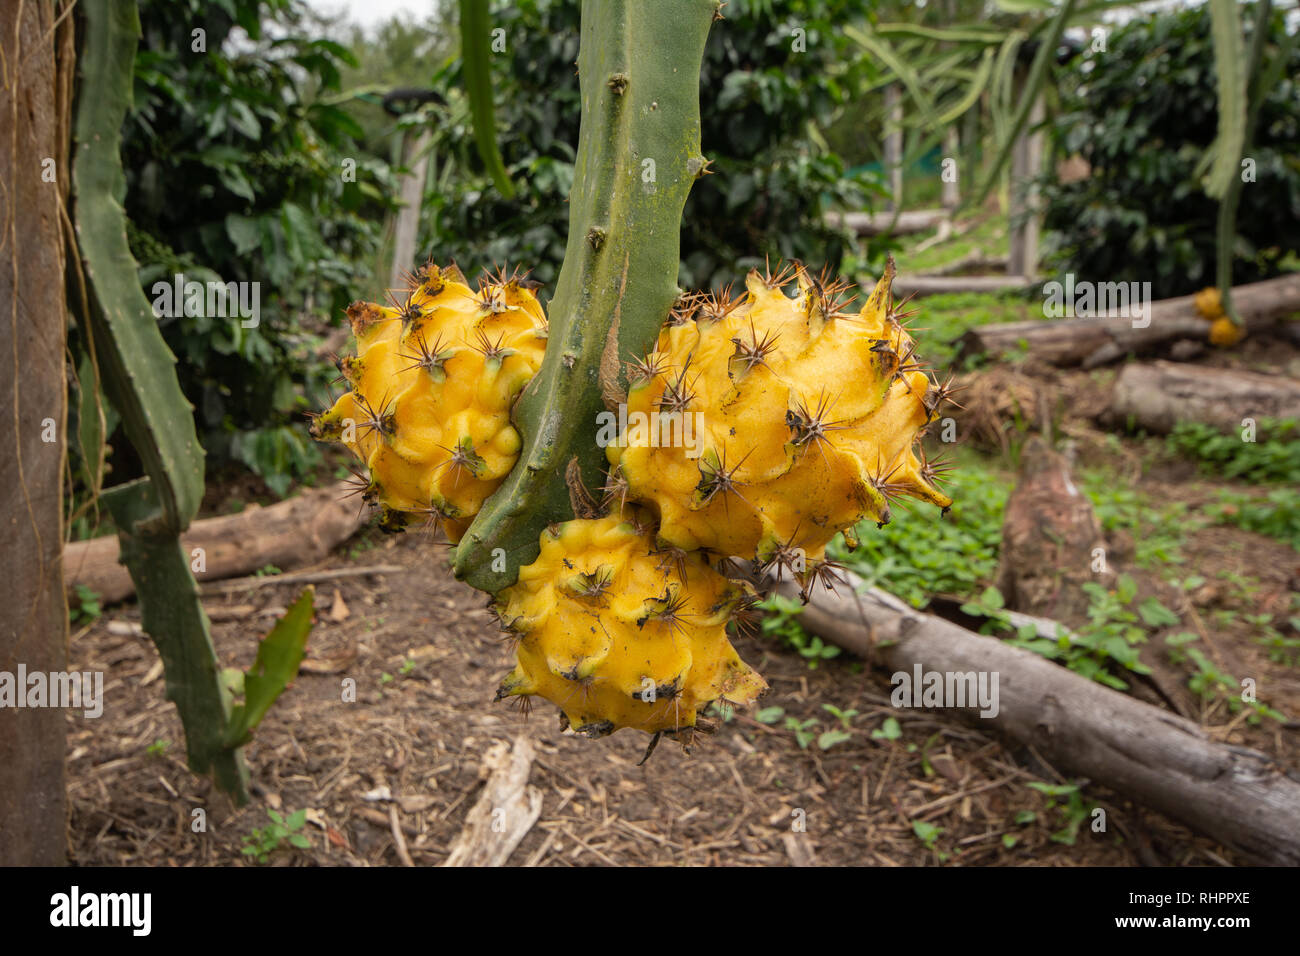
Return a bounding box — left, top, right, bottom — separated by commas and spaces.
241, 808, 312, 864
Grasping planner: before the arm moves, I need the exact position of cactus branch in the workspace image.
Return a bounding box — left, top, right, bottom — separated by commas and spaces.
454, 0, 718, 592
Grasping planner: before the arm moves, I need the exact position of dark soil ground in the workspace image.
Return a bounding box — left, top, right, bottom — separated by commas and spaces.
64, 328, 1300, 867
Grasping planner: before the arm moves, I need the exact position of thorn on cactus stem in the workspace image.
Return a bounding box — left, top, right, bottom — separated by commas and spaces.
472, 328, 512, 361
924, 372, 967, 413
586, 226, 607, 249
760, 255, 797, 291
695, 445, 754, 513
800, 559, 847, 601
668, 291, 701, 325
626, 351, 668, 385
434, 438, 486, 486
652, 544, 691, 582
398, 330, 452, 379
729, 319, 780, 376
786, 390, 848, 458
571, 566, 615, 603
606, 72, 628, 94
638, 731, 663, 766
385, 287, 425, 328
355, 393, 397, 441
807, 265, 857, 318
698, 283, 743, 323
640, 586, 692, 636
601, 464, 631, 515
687, 155, 713, 179
656, 357, 697, 415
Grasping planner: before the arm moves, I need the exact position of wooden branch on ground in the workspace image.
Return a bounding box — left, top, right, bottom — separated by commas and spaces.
1109, 360, 1300, 434
920, 252, 1009, 277
777, 573, 1300, 865
442, 737, 543, 867
955, 273, 1300, 367
893, 274, 1038, 299
200, 564, 404, 596
63, 481, 368, 603
825, 208, 949, 236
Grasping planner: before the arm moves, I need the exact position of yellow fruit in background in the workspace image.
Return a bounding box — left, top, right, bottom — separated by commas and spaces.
311, 263, 547, 540
494, 510, 766, 738
1194, 286, 1224, 320
1209, 315, 1246, 347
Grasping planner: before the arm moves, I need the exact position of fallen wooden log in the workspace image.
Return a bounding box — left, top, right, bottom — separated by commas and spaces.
893, 274, 1039, 299
1110, 360, 1300, 434
777, 573, 1300, 865
955, 273, 1300, 367
63, 481, 368, 603
826, 208, 949, 236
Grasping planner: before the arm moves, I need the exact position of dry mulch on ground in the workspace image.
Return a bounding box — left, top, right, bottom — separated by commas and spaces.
66, 525, 1263, 867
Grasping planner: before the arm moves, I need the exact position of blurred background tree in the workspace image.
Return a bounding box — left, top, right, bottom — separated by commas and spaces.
418, 0, 884, 291
1040, 2, 1300, 299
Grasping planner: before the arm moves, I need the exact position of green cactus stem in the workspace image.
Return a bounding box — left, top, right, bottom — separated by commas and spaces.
454, 0, 719, 593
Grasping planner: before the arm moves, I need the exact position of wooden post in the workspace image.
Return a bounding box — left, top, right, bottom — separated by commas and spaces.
1008, 92, 1044, 278
941, 126, 960, 209
883, 84, 904, 211
389, 126, 433, 289
0, 0, 69, 865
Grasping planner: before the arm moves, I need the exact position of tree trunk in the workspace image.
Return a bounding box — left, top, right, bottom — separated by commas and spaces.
1007, 92, 1043, 278
0, 0, 71, 866
1109, 360, 1300, 434
883, 84, 903, 211
955, 273, 1300, 367
941, 127, 960, 209
780, 575, 1300, 865
388, 127, 432, 289
64, 481, 369, 604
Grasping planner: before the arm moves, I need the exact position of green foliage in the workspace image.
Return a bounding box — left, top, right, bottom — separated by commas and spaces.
69, 585, 103, 627
1167, 640, 1286, 724
1040, 3, 1300, 299
830, 455, 1008, 608
758, 593, 842, 667
1025, 782, 1095, 846
241, 808, 312, 863
224, 588, 315, 748
426, 0, 882, 292
1207, 489, 1300, 551
1082, 474, 1195, 569
1166, 418, 1300, 485
962, 577, 1159, 691
122, 0, 398, 496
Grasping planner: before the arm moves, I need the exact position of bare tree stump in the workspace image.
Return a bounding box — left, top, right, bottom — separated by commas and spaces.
1109, 360, 1300, 434
995, 438, 1114, 623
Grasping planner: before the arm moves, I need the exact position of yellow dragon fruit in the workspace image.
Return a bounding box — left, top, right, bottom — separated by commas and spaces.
311, 262, 548, 540
493, 509, 767, 741
605, 257, 954, 588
